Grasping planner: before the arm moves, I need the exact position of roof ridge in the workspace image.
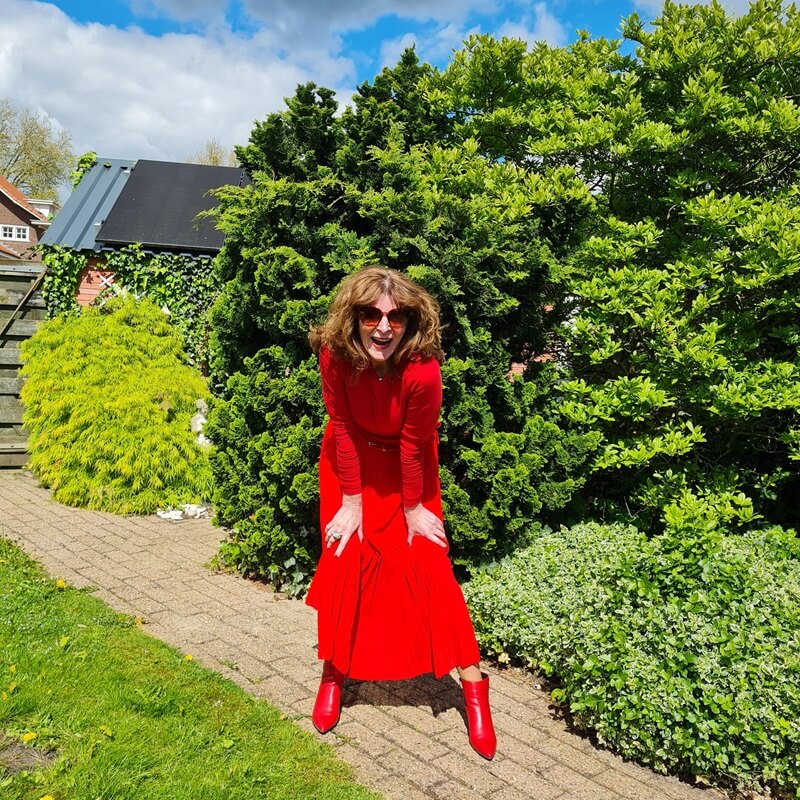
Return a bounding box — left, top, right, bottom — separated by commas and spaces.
0, 174, 47, 220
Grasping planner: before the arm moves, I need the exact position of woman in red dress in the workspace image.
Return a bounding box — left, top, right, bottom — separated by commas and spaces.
305, 266, 496, 759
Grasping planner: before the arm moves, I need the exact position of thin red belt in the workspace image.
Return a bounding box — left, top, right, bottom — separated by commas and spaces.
356, 428, 400, 452
354, 423, 440, 452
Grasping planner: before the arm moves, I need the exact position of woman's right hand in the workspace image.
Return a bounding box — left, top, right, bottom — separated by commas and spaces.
324, 493, 363, 558
404, 503, 447, 548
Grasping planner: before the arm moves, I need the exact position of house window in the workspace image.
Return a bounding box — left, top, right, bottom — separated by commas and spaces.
0, 225, 29, 242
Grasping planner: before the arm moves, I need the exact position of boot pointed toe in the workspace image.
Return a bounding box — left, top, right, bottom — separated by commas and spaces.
461, 674, 497, 760
312, 661, 344, 734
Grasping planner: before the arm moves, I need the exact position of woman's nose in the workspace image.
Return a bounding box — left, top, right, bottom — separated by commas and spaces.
376, 314, 392, 333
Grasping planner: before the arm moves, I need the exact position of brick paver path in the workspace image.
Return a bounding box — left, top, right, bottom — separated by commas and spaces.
1, 470, 724, 800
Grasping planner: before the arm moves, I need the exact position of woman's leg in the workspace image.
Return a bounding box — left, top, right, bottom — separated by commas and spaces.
456, 664, 483, 682
456, 662, 496, 760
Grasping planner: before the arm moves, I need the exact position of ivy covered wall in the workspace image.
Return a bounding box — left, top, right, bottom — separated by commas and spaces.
40, 243, 218, 368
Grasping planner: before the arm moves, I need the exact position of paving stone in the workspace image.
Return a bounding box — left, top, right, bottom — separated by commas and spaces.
432, 750, 507, 794
592, 767, 675, 800
487, 754, 563, 794
382, 723, 451, 760
646, 772, 726, 800
544, 738, 610, 777
338, 745, 431, 800
428, 779, 497, 800
0, 470, 733, 800
374, 745, 451, 793
491, 785, 563, 800
332, 719, 398, 758
485, 764, 565, 800
497, 736, 559, 773
542, 763, 626, 797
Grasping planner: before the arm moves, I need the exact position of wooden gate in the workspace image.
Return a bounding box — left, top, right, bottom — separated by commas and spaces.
0, 264, 47, 467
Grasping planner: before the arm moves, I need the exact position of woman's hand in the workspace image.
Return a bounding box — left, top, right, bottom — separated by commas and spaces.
404, 504, 447, 548
324, 493, 363, 558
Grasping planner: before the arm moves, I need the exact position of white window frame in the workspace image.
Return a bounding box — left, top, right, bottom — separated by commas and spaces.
0, 225, 29, 242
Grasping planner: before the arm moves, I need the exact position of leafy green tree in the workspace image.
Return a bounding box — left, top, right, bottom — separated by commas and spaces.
557, 0, 800, 531
186, 138, 238, 167
235, 83, 341, 181
428, 1, 800, 531
0, 96, 74, 199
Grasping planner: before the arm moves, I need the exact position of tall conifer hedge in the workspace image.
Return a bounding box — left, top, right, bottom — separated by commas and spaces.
208, 1, 800, 591
205, 53, 595, 590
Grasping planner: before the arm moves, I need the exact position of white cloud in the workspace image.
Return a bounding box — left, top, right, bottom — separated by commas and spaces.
633, 0, 754, 17
129, 0, 226, 22
245, 0, 497, 35
0, 0, 356, 169
497, 2, 567, 46
427, 22, 484, 61
133, 0, 500, 49
380, 32, 419, 69
378, 22, 482, 70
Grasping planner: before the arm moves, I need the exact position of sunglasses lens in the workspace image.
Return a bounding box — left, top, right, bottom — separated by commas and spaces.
358, 307, 382, 326
387, 310, 409, 329
358, 306, 410, 330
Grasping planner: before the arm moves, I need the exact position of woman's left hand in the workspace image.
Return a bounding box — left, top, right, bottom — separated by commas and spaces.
404, 504, 447, 548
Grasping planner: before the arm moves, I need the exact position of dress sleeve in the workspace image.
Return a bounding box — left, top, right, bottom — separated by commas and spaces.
400, 359, 442, 508
320, 348, 361, 494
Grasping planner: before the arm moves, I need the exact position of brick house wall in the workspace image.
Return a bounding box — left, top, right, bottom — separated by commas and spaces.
76, 258, 117, 306
0, 180, 46, 261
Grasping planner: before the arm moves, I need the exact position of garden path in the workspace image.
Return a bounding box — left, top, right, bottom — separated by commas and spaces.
0, 469, 725, 800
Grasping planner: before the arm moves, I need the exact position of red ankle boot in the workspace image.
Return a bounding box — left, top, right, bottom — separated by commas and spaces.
312, 660, 344, 733
461, 674, 497, 759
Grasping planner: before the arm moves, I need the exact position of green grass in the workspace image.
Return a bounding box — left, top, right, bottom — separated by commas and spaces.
0, 537, 381, 800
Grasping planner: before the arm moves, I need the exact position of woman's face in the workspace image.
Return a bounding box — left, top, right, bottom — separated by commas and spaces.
357, 292, 409, 368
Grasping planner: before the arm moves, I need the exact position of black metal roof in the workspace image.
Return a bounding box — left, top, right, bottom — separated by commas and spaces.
96, 160, 247, 254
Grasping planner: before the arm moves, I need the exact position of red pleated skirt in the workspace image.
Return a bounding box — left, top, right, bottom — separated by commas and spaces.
305, 424, 480, 680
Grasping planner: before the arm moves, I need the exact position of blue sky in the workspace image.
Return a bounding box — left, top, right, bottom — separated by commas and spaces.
44, 0, 648, 78
1, 0, 749, 179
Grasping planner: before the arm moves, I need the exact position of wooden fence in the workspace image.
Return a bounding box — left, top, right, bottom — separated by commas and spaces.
0, 264, 46, 467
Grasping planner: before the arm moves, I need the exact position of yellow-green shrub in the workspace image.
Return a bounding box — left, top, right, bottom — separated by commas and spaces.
20, 297, 212, 514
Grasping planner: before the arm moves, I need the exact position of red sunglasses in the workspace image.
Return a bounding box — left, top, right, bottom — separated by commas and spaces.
357, 306, 410, 331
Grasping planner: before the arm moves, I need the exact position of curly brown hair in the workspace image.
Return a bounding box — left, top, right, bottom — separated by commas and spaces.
309, 266, 444, 370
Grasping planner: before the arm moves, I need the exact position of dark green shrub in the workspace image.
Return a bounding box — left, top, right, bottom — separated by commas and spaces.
205, 57, 596, 589
21, 297, 212, 514
464, 520, 800, 797
206, 349, 324, 596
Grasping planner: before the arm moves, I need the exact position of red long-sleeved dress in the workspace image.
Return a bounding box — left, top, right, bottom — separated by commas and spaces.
305, 347, 481, 680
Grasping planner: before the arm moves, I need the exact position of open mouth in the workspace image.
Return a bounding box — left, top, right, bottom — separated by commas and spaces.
371, 335, 392, 350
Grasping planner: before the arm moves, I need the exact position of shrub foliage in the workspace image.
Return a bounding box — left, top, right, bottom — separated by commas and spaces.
204, 3, 800, 791
206, 52, 595, 589
21, 297, 212, 514
209, 1, 800, 590
427, 0, 800, 532
464, 521, 800, 798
